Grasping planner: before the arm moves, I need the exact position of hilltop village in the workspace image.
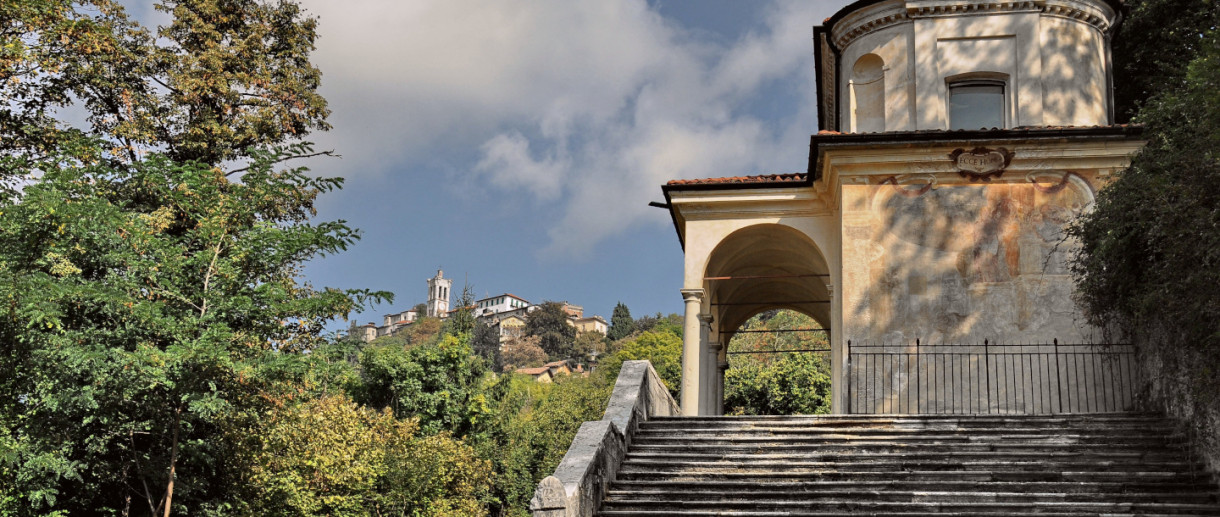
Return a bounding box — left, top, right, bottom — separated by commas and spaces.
349, 269, 609, 380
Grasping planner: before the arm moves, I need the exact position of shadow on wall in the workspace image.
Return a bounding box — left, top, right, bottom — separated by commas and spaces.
840, 173, 1133, 414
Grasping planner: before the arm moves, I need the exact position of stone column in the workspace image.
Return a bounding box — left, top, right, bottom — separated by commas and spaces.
699, 313, 715, 415
680, 289, 704, 416
827, 281, 845, 414
717, 358, 729, 416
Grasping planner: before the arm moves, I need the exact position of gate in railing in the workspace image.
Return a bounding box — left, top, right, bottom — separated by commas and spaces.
847, 340, 1138, 414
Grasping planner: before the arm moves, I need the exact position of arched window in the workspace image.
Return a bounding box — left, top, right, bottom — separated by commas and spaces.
851, 54, 885, 133
948, 78, 1006, 130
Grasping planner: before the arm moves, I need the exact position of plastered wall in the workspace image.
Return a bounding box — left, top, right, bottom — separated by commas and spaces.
839, 174, 1099, 345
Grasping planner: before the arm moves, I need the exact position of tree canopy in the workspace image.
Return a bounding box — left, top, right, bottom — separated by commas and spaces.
524, 301, 576, 360
607, 302, 634, 341
0, 0, 330, 172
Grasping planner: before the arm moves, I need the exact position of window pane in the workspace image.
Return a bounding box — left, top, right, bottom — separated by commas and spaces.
950, 84, 1004, 130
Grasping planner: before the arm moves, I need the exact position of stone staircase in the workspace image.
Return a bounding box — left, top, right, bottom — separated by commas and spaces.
599, 413, 1220, 516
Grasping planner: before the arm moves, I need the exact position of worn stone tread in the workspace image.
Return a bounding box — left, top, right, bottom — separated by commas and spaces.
595, 414, 1219, 517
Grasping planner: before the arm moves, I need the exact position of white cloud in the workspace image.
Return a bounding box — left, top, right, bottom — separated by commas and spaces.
298, 0, 839, 257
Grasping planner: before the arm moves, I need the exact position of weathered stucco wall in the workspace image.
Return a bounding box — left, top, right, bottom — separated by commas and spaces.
841, 175, 1098, 345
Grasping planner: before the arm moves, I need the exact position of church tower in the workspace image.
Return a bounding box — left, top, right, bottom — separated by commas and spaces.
426, 269, 451, 318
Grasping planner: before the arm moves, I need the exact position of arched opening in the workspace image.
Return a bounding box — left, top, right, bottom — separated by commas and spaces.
701, 224, 832, 415
723, 309, 832, 415
851, 54, 885, 133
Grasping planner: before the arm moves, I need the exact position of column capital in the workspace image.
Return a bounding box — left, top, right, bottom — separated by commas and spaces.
698, 313, 714, 324
680, 288, 705, 302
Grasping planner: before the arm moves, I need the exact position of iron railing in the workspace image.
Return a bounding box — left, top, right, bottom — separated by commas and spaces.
847, 340, 1137, 415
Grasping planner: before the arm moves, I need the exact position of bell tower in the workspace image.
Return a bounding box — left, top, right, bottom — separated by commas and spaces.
426, 269, 451, 318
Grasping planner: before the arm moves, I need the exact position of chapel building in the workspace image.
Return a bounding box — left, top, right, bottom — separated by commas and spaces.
661, 0, 1144, 416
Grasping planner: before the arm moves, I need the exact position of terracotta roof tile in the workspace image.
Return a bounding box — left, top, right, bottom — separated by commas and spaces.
515, 366, 550, 375
666, 172, 807, 187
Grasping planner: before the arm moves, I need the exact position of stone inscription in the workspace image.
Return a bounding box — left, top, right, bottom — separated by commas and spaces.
950, 147, 1015, 182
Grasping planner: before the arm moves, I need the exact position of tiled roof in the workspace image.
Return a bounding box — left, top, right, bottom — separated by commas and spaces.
544, 360, 568, 367
515, 366, 550, 376
666, 173, 807, 187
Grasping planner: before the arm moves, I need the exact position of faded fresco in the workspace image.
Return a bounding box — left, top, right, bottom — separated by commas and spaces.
841, 172, 1098, 346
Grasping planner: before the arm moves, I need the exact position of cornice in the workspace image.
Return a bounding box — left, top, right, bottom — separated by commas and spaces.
830, 0, 1117, 51
668, 188, 831, 221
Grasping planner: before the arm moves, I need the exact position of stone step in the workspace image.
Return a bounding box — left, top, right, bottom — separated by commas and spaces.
595, 414, 1218, 517
646, 413, 1164, 424
624, 450, 1190, 463
608, 479, 1220, 494
598, 499, 1220, 515
640, 420, 1175, 429
600, 512, 1218, 517
612, 469, 1209, 483
603, 488, 1219, 504
618, 458, 1204, 473
630, 433, 1187, 446
627, 441, 1192, 454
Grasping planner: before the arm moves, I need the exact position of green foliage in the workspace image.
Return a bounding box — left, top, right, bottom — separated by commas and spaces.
0, 143, 386, 515
500, 335, 548, 370
524, 301, 576, 360
355, 335, 490, 436
471, 321, 503, 371
724, 353, 832, 415
599, 330, 682, 398
572, 330, 606, 364
0, 0, 330, 169
723, 310, 832, 415
632, 312, 683, 337
245, 394, 490, 517
727, 310, 829, 361
444, 283, 476, 338
1070, 27, 1220, 399
607, 302, 634, 341
472, 373, 611, 516
1112, 0, 1220, 122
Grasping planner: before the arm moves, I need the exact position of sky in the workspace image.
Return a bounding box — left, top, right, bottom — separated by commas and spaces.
128, 0, 852, 331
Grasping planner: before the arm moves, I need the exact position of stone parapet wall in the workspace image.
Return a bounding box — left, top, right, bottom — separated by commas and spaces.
529, 360, 679, 517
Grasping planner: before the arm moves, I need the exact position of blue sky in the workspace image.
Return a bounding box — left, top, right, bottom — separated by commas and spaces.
134, 0, 853, 331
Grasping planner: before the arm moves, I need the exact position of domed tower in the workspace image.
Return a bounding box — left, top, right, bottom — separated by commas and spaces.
815, 0, 1123, 133
661, 0, 1145, 415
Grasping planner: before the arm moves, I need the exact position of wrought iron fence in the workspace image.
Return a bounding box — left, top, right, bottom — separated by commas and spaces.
847, 340, 1138, 415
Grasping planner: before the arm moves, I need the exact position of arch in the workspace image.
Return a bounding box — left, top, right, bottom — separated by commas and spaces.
851, 54, 886, 133
704, 224, 831, 340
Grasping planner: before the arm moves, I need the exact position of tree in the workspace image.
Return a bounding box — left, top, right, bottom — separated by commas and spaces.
444, 283, 476, 337
244, 394, 491, 517
0, 0, 330, 171
0, 144, 386, 515
355, 335, 489, 436
1111, 0, 1220, 122
572, 331, 607, 364
598, 331, 683, 398
1071, 28, 1220, 397
397, 316, 442, 346
524, 301, 576, 360
471, 321, 502, 371
500, 335, 548, 370
724, 353, 832, 415
607, 302, 634, 341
